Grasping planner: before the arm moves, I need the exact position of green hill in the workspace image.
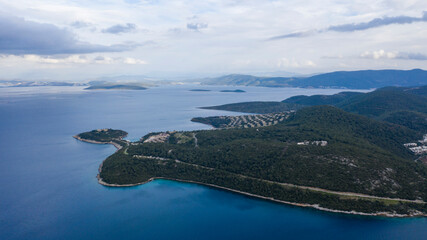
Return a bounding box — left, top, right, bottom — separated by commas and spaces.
337, 88, 427, 118
75, 129, 128, 142
200, 101, 304, 114
282, 92, 363, 106
379, 111, 427, 132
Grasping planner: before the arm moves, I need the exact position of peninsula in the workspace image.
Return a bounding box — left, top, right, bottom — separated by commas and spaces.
73, 128, 128, 149
75, 104, 427, 217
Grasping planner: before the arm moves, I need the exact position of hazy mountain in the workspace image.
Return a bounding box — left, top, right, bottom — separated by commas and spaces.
202, 69, 427, 89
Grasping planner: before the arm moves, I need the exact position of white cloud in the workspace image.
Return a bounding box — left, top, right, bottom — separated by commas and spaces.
123, 57, 147, 64
277, 58, 316, 68
360, 50, 427, 60
0, 54, 147, 65
361, 50, 398, 59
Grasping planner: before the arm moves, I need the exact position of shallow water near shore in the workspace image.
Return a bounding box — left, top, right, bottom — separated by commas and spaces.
0, 85, 425, 240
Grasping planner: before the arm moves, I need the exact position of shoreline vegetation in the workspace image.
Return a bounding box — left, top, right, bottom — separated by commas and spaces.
96, 176, 425, 218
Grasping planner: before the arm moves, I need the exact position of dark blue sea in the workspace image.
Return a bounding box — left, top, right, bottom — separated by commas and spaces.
0, 85, 425, 240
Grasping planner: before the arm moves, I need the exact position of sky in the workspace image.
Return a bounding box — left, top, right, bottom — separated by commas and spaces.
1, 0, 427, 81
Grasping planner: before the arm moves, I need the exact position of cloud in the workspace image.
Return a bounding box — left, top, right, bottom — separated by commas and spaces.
122, 57, 146, 64
360, 50, 427, 60
270, 11, 427, 40
328, 12, 427, 32
186, 22, 208, 31
0, 54, 147, 65
70, 21, 92, 28
102, 23, 136, 34
269, 30, 320, 40
0, 15, 138, 55
277, 58, 316, 68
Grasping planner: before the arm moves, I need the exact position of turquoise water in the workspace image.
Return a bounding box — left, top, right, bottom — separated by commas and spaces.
0, 85, 425, 240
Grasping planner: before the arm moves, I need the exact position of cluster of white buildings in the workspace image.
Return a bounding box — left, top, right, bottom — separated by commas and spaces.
404, 143, 418, 147
404, 134, 427, 155
144, 132, 171, 143
409, 146, 427, 155
297, 140, 328, 146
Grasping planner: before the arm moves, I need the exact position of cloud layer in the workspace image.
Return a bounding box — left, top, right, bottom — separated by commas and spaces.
1, 0, 427, 80
0, 15, 137, 55
0, 54, 147, 65
361, 50, 427, 61
271, 12, 427, 40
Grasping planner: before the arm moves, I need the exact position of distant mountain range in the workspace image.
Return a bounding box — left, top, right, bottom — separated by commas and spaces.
2, 69, 426, 90
0, 80, 87, 87
202, 69, 427, 89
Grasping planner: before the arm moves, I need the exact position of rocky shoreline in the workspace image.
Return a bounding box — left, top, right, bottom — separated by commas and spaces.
73, 135, 124, 150
96, 176, 426, 218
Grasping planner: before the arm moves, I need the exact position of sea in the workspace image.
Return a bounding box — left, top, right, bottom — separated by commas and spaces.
0, 85, 425, 240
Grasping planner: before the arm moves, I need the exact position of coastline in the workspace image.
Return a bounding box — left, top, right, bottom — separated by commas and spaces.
96, 176, 426, 218
73, 135, 124, 150
73, 135, 426, 218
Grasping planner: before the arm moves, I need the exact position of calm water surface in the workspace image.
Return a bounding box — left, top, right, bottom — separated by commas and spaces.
0, 85, 425, 240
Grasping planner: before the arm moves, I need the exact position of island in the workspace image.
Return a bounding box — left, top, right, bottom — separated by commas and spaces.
220, 89, 246, 93
75, 101, 427, 217
85, 85, 147, 90
189, 89, 212, 92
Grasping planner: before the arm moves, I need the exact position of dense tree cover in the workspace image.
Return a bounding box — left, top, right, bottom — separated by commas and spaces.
98, 106, 427, 215
191, 116, 233, 128
77, 129, 128, 142
337, 87, 427, 118
282, 92, 363, 106
101, 153, 426, 215
379, 111, 427, 132
201, 101, 304, 114
405, 85, 427, 96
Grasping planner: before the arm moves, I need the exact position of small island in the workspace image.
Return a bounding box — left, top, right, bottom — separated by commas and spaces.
220, 89, 246, 93
85, 85, 147, 90
189, 89, 212, 92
